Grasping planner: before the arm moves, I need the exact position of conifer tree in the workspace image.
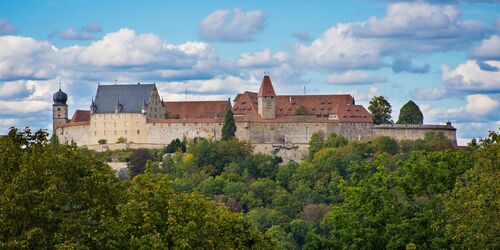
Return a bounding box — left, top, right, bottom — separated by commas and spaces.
397, 100, 424, 124
222, 109, 237, 140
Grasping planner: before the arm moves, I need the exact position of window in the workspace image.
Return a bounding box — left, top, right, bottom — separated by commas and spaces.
114, 122, 116, 127
124, 121, 127, 126
137, 121, 140, 126
94, 131, 97, 136
57, 108, 60, 111
137, 130, 140, 135
103, 122, 106, 127
125, 130, 127, 135
104, 131, 106, 135
114, 131, 117, 135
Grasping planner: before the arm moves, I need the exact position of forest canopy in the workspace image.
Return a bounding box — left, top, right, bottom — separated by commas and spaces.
0, 127, 498, 249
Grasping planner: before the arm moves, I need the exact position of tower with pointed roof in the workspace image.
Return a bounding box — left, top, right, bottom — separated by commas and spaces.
52, 86, 68, 134
258, 74, 276, 119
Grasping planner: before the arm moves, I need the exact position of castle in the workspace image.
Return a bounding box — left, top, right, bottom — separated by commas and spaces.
53, 75, 457, 161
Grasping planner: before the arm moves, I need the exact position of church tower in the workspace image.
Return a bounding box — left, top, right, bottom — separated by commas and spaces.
258, 74, 276, 119
52, 86, 68, 134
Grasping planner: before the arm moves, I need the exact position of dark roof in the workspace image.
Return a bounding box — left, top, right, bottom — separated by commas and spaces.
258, 75, 276, 97
53, 88, 68, 105
94, 84, 154, 114
164, 100, 230, 119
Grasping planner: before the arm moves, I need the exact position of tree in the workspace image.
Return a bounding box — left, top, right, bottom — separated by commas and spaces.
397, 100, 423, 124
116, 167, 276, 249
128, 149, 154, 178
371, 136, 399, 155
368, 96, 393, 124
445, 130, 499, 249
222, 108, 237, 140
0, 127, 124, 249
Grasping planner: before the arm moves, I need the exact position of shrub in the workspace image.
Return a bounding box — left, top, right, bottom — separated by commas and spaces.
117, 137, 127, 143
98, 139, 107, 145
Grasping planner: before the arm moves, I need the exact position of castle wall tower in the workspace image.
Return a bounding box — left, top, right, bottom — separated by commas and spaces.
258, 75, 276, 119
52, 87, 68, 134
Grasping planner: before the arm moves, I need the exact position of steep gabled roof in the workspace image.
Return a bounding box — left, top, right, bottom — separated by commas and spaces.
164, 100, 230, 119
93, 84, 154, 114
70, 110, 90, 122
258, 75, 276, 97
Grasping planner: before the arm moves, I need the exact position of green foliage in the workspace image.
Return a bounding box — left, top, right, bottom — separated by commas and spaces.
368, 96, 393, 124
371, 136, 399, 155
308, 131, 347, 159
163, 138, 186, 153
445, 130, 499, 249
0, 128, 124, 249
116, 137, 127, 143
221, 108, 237, 140
294, 105, 309, 115
128, 148, 154, 178
400, 131, 454, 152
164, 111, 180, 119
98, 138, 107, 144
397, 100, 424, 124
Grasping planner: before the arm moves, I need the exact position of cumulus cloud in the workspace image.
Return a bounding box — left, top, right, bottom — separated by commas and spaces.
326, 70, 387, 85
392, 56, 430, 73
421, 94, 499, 123
470, 35, 500, 60
413, 87, 446, 100
441, 60, 500, 93
295, 2, 491, 71
237, 49, 287, 68
0, 36, 56, 81
0, 100, 52, 115
0, 19, 17, 35
199, 8, 266, 42
78, 28, 217, 69
0, 81, 35, 99
294, 24, 384, 70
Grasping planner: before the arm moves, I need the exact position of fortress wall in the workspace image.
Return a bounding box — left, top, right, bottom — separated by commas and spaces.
372, 124, 457, 146
56, 125, 90, 145
146, 122, 224, 144
239, 122, 373, 161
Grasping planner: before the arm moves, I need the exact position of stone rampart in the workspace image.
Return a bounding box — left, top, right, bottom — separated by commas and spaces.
372, 123, 457, 146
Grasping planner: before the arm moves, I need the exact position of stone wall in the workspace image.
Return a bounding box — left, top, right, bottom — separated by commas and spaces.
57, 125, 90, 145
146, 121, 224, 144
372, 124, 457, 146
90, 113, 147, 144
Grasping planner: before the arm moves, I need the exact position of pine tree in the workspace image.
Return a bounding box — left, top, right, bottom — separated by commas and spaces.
222, 109, 237, 140
397, 100, 423, 124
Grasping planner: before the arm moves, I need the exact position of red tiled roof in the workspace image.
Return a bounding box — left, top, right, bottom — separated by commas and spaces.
258, 75, 276, 97
70, 110, 90, 122
233, 92, 373, 123
164, 100, 230, 119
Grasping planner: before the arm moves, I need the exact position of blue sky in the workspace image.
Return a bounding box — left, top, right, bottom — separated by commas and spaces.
0, 0, 499, 144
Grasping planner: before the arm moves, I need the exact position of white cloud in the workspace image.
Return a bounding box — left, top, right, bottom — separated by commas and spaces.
464, 94, 499, 115
237, 49, 287, 68
199, 8, 266, 42
441, 60, 500, 93
0, 36, 56, 81
325, 70, 387, 85
0, 100, 52, 115
421, 94, 499, 123
78, 28, 217, 69
294, 2, 490, 71
470, 35, 500, 60
295, 24, 384, 70
0, 19, 17, 35
413, 87, 446, 100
